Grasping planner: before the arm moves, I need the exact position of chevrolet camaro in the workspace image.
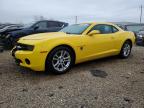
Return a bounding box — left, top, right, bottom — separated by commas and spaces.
12, 22, 135, 74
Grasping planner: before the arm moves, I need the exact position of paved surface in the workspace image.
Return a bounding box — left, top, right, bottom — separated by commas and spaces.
0, 46, 144, 108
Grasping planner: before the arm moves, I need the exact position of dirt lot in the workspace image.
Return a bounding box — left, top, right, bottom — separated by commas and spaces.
0, 46, 144, 108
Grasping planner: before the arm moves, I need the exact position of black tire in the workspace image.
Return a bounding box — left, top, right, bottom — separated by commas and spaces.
45, 46, 75, 74
119, 40, 132, 58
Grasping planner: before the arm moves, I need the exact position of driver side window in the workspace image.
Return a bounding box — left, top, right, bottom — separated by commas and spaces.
35, 22, 47, 29
89, 24, 118, 34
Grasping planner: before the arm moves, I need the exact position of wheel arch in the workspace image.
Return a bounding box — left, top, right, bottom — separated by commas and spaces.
124, 39, 133, 47
45, 44, 76, 70
119, 39, 133, 58
119, 38, 133, 53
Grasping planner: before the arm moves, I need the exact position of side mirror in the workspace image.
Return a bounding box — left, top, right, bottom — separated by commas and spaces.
88, 30, 100, 36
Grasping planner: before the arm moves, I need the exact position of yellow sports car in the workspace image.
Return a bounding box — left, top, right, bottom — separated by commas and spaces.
12, 22, 135, 74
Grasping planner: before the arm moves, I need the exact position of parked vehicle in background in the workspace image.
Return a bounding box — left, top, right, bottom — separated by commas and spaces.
3, 20, 68, 48
0, 24, 23, 39
12, 22, 135, 74
116, 23, 144, 46
136, 30, 144, 46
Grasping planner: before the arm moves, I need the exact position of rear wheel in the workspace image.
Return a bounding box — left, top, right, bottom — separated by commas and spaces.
119, 41, 132, 58
45, 46, 75, 74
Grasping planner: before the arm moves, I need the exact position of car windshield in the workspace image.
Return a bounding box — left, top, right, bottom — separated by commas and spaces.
126, 25, 144, 33
60, 24, 90, 34
24, 22, 36, 28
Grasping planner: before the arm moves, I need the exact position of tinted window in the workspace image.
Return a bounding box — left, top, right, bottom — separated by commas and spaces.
112, 26, 119, 33
60, 24, 90, 34
35, 22, 47, 29
48, 22, 59, 27
90, 24, 118, 34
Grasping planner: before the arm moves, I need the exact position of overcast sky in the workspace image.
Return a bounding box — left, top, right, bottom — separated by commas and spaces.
0, 0, 143, 24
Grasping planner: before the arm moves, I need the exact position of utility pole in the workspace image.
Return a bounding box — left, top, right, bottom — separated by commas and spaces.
75, 16, 78, 24
140, 5, 143, 23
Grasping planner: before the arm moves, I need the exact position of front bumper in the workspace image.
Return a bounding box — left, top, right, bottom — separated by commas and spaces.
12, 48, 48, 71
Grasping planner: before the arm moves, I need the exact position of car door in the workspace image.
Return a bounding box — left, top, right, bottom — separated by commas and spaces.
82, 24, 119, 60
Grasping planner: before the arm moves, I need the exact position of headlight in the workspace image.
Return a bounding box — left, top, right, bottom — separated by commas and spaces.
16, 43, 34, 51
26, 45, 34, 51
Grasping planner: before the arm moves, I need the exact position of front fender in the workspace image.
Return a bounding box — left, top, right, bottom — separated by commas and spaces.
36, 37, 83, 63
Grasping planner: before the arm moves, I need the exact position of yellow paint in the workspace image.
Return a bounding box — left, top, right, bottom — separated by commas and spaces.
13, 22, 135, 71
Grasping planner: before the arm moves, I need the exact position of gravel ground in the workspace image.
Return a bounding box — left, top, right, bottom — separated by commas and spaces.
0, 46, 144, 108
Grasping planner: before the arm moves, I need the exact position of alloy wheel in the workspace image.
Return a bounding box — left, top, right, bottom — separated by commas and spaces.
123, 43, 131, 57
52, 50, 71, 72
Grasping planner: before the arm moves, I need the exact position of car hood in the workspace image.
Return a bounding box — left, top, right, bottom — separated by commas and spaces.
18, 32, 68, 44
21, 32, 67, 40
9, 28, 30, 37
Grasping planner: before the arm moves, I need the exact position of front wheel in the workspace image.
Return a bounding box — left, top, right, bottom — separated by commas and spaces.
119, 41, 132, 58
45, 46, 75, 74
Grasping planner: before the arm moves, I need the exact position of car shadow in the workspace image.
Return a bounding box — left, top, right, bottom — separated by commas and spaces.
73, 56, 119, 69
16, 54, 134, 76
4, 52, 134, 85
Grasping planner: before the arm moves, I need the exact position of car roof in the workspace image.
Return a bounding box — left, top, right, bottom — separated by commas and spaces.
37, 20, 68, 24
82, 22, 118, 26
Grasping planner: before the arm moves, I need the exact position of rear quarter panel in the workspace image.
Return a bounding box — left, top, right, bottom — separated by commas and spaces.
121, 31, 135, 45
115, 31, 135, 51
